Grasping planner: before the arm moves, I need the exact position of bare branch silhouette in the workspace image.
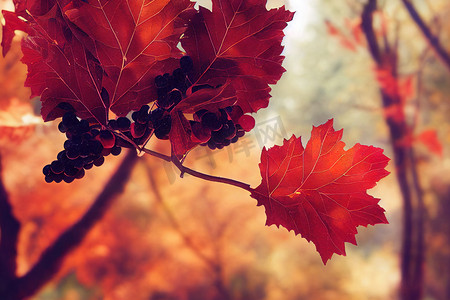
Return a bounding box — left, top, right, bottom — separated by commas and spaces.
0, 154, 20, 296
1, 150, 138, 300
402, 0, 450, 72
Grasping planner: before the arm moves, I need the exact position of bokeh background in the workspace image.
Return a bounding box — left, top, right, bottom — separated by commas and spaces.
0, 0, 449, 299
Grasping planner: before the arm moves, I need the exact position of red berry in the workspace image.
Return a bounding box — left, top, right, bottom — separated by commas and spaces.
98, 130, 115, 148
238, 115, 255, 132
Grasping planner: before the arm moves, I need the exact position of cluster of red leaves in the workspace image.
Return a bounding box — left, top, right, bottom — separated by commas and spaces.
326, 16, 443, 158
2, 0, 391, 263
2, 0, 294, 156
325, 19, 363, 52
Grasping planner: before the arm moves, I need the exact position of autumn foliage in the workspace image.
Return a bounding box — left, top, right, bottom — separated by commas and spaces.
251, 120, 389, 263
0, 1, 391, 297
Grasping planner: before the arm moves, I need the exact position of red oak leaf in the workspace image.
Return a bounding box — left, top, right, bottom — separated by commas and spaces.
180, 0, 294, 114
63, 0, 194, 117
251, 119, 390, 264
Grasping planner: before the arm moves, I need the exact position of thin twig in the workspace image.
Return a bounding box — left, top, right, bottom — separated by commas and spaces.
141, 147, 254, 192
171, 156, 253, 192
401, 0, 450, 72
361, 2, 421, 299
141, 147, 171, 162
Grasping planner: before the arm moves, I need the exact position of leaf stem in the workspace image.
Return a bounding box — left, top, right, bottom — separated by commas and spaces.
141, 147, 171, 162
141, 147, 254, 192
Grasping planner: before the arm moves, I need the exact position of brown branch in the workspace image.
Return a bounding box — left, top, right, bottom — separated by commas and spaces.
402, 0, 450, 72
0, 154, 20, 295
361, 2, 423, 299
171, 156, 253, 192
2, 150, 138, 300
361, 0, 382, 64
409, 147, 425, 299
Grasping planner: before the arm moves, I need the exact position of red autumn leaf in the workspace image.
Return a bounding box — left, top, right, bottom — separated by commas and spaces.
345, 18, 363, 45
251, 119, 390, 264
399, 75, 414, 100
170, 82, 236, 157
168, 0, 293, 157
13, 5, 109, 124
325, 20, 357, 52
169, 110, 197, 159
63, 0, 194, 117
1, 10, 30, 56
325, 20, 340, 36
416, 129, 443, 157
180, 0, 294, 114
176, 81, 237, 113
12, 0, 56, 17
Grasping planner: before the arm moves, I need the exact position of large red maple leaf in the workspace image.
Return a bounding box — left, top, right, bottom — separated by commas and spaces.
251, 119, 390, 264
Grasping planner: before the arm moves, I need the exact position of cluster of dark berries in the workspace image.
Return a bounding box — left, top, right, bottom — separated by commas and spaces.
155, 56, 193, 110
43, 111, 122, 183
107, 104, 172, 147
44, 56, 256, 183
105, 56, 193, 145
191, 105, 255, 150
152, 56, 255, 150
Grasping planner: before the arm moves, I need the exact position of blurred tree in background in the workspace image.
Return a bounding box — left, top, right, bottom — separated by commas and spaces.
0, 0, 449, 299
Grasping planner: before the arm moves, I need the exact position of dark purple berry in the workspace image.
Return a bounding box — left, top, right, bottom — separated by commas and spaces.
155, 75, 168, 88
111, 146, 122, 156
51, 160, 64, 174
173, 68, 185, 83
66, 147, 80, 159
75, 168, 85, 179
94, 156, 105, 167
63, 176, 75, 183
201, 112, 221, 131
64, 165, 79, 177
109, 119, 118, 130
43, 165, 52, 176
99, 130, 115, 148
45, 175, 53, 183
58, 122, 68, 133
180, 56, 193, 73
77, 119, 90, 133
62, 112, 78, 128
117, 117, 131, 131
